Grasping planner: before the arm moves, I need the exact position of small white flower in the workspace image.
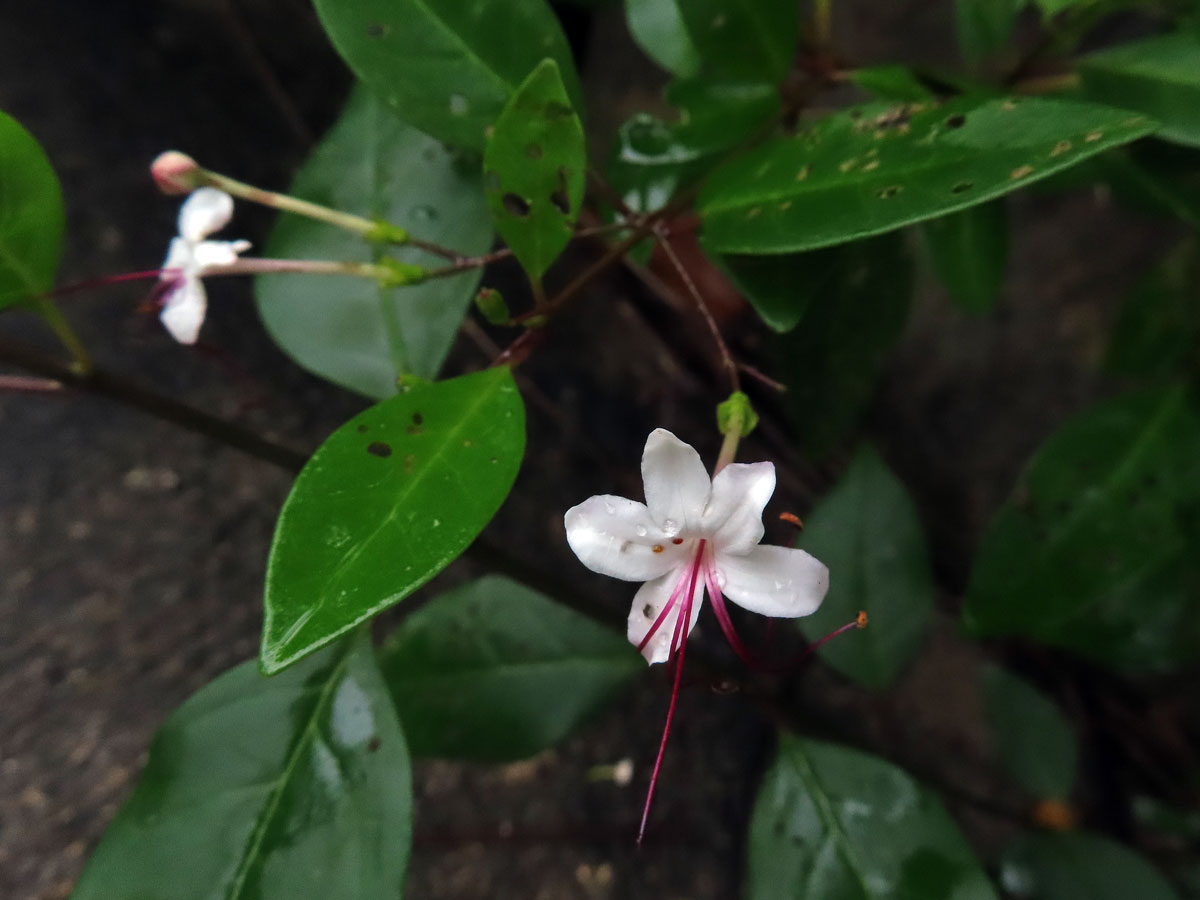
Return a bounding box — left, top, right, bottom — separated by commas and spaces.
565, 428, 829, 664
158, 187, 250, 344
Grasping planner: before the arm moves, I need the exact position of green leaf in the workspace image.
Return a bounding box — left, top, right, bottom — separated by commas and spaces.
956, 0, 1022, 65
0, 110, 64, 310
748, 734, 999, 900
311, 0, 582, 151
483, 59, 586, 282
923, 200, 1009, 313
770, 233, 914, 456
982, 664, 1077, 799
72, 633, 411, 900
848, 65, 936, 102
718, 250, 827, 332
999, 833, 1181, 900
963, 386, 1200, 672
1031, 0, 1088, 16
625, 0, 701, 77
1081, 32, 1200, 149
666, 78, 782, 156
698, 96, 1156, 255
378, 575, 641, 760
795, 445, 935, 689
262, 367, 526, 673
256, 88, 493, 398
682, 0, 798, 84
1106, 238, 1200, 380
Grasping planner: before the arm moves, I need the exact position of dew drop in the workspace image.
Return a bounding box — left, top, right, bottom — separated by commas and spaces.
604, 500, 617, 514
714, 569, 727, 588
449, 93, 469, 117
635, 524, 648, 537
661, 518, 680, 536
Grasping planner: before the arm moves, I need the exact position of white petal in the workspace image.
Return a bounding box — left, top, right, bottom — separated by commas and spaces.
565, 495, 692, 581
191, 238, 249, 272
161, 236, 193, 273
160, 275, 207, 344
704, 461, 776, 555
177, 187, 234, 242
715, 545, 829, 618
641, 428, 711, 536
626, 565, 706, 665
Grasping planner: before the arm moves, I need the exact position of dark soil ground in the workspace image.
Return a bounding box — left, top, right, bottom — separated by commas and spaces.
0, 2, 1189, 899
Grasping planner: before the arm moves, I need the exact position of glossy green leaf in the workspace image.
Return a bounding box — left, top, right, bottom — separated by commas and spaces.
668, 78, 781, 155
0, 110, 64, 310
748, 734, 999, 900
483, 59, 585, 282
771, 233, 914, 456
999, 833, 1180, 900
1082, 32, 1200, 148
680, 0, 798, 84
1106, 238, 1200, 380
848, 66, 935, 102
262, 367, 526, 673
379, 575, 641, 760
72, 633, 411, 900
256, 88, 492, 398
625, 0, 701, 76
718, 250, 829, 332
698, 96, 1156, 255
311, 0, 581, 151
963, 386, 1200, 672
956, 0, 1022, 64
923, 201, 1009, 313
982, 665, 1077, 799
795, 445, 935, 690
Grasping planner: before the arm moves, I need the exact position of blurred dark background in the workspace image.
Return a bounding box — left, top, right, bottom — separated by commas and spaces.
0, 1, 1190, 898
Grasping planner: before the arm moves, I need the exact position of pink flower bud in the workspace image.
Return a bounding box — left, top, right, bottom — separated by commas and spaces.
150, 151, 201, 195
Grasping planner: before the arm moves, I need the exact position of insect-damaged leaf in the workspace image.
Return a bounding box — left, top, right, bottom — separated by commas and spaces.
262, 367, 526, 673
484, 59, 586, 282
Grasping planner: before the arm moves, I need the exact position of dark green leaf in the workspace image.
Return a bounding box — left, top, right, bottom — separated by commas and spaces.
999, 833, 1180, 900
771, 233, 914, 456
0, 110, 64, 310
72, 633, 411, 900
923, 201, 1009, 313
262, 367, 526, 673
848, 65, 936, 102
256, 88, 492, 398
982, 664, 1078, 799
379, 575, 641, 760
1106, 238, 1200, 380
1031, 0, 1089, 16
963, 386, 1200, 672
957, 0, 1022, 64
483, 59, 585, 282
795, 445, 935, 689
678, 0, 798, 84
718, 250, 828, 332
625, 0, 701, 76
1082, 32, 1200, 148
698, 96, 1155, 255
748, 734, 999, 900
666, 78, 781, 157
312, 0, 581, 151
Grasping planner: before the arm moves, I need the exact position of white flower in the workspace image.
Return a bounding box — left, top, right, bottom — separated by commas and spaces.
158, 187, 250, 344
565, 428, 829, 664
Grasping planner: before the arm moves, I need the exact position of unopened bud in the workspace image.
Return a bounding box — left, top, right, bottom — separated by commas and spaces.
717, 390, 759, 437
475, 287, 510, 325
151, 151, 202, 195
376, 258, 427, 288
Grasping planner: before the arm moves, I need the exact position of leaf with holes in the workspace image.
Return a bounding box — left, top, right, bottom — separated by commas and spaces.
768, 233, 914, 456
794, 445, 935, 690
72, 632, 411, 900
748, 734, 999, 900
0, 110, 64, 310
1106, 238, 1200, 380
999, 833, 1181, 900
379, 575, 641, 760
963, 386, 1200, 672
1081, 32, 1200, 149
256, 87, 492, 398
262, 367, 525, 674
982, 664, 1078, 800
698, 96, 1156, 255
625, 0, 701, 77
312, 0, 581, 151
923, 200, 1009, 313
484, 59, 586, 283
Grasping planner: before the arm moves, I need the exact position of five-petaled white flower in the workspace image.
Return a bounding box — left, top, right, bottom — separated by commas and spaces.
158, 187, 250, 344
565, 428, 830, 664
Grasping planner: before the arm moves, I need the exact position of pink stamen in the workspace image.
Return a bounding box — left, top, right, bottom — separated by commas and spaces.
636, 555, 694, 656
637, 540, 705, 846
44, 268, 178, 300
703, 559, 758, 668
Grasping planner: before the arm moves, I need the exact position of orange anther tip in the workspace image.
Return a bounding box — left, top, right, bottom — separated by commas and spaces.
779, 512, 804, 529
856, 611, 869, 629
1032, 799, 1076, 831
651, 544, 665, 554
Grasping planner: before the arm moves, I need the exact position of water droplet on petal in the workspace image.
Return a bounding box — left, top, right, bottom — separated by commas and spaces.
773, 580, 784, 590
635, 524, 648, 537
661, 518, 680, 536
714, 569, 727, 588
604, 500, 616, 514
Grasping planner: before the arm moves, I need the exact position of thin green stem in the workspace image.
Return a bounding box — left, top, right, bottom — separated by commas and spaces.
34, 299, 93, 374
